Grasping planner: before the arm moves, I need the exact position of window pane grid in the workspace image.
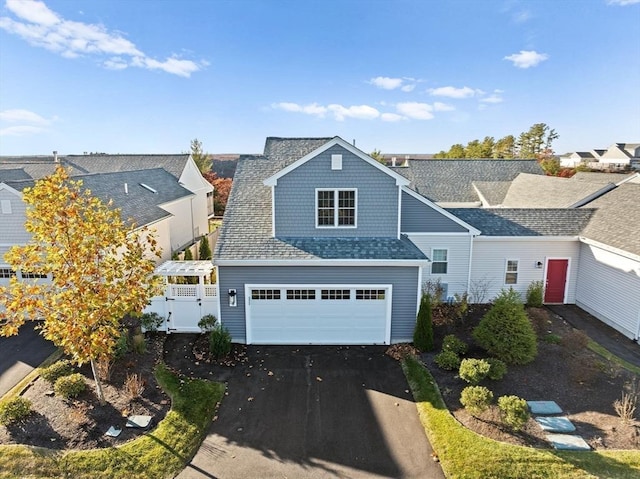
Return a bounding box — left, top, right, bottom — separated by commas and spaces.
356, 289, 385, 300
0, 268, 16, 279
286, 289, 316, 300
251, 289, 281, 300
431, 249, 448, 274
21, 272, 48, 279
317, 189, 355, 227
321, 289, 350, 300
505, 260, 519, 284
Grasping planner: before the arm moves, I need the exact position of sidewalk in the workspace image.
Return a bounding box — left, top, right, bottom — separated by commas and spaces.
547, 304, 640, 368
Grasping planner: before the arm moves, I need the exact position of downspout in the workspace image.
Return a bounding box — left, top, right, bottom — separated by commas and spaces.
190, 196, 195, 243
467, 234, 475, 294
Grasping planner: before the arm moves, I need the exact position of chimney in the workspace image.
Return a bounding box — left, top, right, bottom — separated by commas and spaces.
124, 183, 128, 195
391, 157, 397, 167
53, 151, 59, 163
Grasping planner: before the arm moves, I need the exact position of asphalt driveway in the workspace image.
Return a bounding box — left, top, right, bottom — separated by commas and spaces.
178, 345, 444, 479
0, 321, 57, 397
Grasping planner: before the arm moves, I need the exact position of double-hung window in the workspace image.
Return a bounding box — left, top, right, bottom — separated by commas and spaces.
316, 189, 356, 228
431, 249, 448, 274
505, 259, 519, 284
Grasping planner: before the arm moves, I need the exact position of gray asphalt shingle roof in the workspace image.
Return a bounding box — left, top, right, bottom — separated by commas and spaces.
472, 181, 512, 206
6, 169, 193, 228
392, 159, 544, 203
214, 153, 426, 261
0, 154, 190, 181
447, 208, 595, 236
500, 173, 613, 208
579, 183, 640, 257
263, 137, 334, 162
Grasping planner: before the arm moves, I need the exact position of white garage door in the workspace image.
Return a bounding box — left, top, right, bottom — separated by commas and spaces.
245, 284, 392, 345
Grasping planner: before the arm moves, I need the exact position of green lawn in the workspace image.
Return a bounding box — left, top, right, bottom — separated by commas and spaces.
0, 364, 224, 479
402, 355, 640, 479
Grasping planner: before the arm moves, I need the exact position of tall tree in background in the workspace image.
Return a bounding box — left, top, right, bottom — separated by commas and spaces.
203, 172, 232, 216
516, 123, 559, 158
0, 167, 162, 404
369, 149, 385, 164
448, 143, 466, 158
493, 135, 516, 158
190, 138, 212, 174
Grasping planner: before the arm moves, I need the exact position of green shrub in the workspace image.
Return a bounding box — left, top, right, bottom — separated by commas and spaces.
413, 293, 434, 352
0, 397, 33, 426
459, 358, 491, 385
498, 395, 530, 430
486, 357, 507, 380
472, 288, 538, 365
526, 280, 544, 307
40, 359, 74, 385
132, 334, 147, 354
209, 325, 232, 359
54, 373, 87, 399
183, 248, 193, 260
198, 314, 218, 332
460, 386, 493, 416
442, 334, 467, 355
114, 329, 130, 358
140, 312, 164, 332
434, 350, 461, 370
199, 237, 212, 260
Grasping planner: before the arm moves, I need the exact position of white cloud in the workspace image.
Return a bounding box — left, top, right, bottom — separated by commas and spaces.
504, 50, 549, 68
327, 104, 380, 121
380, 113, 405, 122
607, 0, 640, 5
479, 95, 503, 104
370, 76, 404, 90
395, 102, 434, 120
428, 86, 477, 99
400, 84, 415, 92
0, 0, 203, 77
0, 109, 51, 124
271, 102, 327, 117
433, 102, 455, 112
0, 125, 46, 136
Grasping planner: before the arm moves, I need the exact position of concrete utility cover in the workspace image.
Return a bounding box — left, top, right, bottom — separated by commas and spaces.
105, 426, 122, 437
527, 401, 562, 415
547, 434, 591, 451
126, 415, 152, 428
536, 416, 576, 433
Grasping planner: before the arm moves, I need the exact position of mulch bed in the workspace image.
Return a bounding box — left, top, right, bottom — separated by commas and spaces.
423, 305, 640, 450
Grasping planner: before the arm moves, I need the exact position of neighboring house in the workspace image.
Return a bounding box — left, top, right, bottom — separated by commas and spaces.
0, 154, 213, 275
559, 143, 640, 170
391, 158, 544, 207
212, 136, 640, 345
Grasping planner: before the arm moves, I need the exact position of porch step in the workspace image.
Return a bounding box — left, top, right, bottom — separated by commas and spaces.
527, 401, 563, 415
535, 416, 576, 433
546, 433, 591, 451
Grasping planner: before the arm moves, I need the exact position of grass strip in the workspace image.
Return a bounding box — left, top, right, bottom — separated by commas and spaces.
0, 363, 224, 479
587, 340, 640, 376
402, 354, 640, 479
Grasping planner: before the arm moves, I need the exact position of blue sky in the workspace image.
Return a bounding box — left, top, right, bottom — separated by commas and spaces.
0, 0, 639, 156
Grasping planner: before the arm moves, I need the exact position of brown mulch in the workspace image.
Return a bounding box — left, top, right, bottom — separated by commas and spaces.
422, 305, 640, 451
2, 306, 639, 452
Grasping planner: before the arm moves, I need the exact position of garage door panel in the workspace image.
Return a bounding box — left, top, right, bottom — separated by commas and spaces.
247, 286, 391, 345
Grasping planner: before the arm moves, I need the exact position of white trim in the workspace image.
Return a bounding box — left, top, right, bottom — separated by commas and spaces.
245, 282, 393, 345
579, 236, 640, 262
504, 258, 520, 285
0, 183, 23, 197
263, 137, 410, 187
405, 232, 473, 236
214, 266, 222, 325
315, 188, 358, 229
397, 186, 402, 239
416, 265, 423, 316
271, 184, 276, 237
543, 257, 571, 304
467, 234, 475, 293
475, 236, 579, 242
215, 259, 429, 267
436, 201, 483, 208
400, 186, 481, 235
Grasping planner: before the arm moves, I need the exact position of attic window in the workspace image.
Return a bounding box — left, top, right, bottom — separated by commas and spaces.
331, 154, 342, 170
1, 200, 11, 214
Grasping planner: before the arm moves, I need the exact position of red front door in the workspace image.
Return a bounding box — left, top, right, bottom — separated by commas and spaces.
544, 259, 569, 303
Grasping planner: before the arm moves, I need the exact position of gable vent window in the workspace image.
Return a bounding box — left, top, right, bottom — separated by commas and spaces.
331, 154, 342, 170
505, 259, 519, 284
431, 249, 448, 274
316, 189, 357, 228
1, 200, 11, 214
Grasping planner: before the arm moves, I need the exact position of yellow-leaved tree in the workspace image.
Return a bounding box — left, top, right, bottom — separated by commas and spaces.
0, 166, 162, 404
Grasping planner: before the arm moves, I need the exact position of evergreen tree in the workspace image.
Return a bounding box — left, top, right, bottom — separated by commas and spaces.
413, 293, 434, 352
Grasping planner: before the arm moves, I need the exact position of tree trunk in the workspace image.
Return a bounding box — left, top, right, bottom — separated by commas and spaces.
90, 357, 106, 405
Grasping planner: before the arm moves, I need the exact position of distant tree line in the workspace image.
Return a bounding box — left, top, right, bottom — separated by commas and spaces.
434, 123, 559, 159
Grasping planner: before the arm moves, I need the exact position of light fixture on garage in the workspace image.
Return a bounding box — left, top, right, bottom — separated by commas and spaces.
228, 289, 237, 307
